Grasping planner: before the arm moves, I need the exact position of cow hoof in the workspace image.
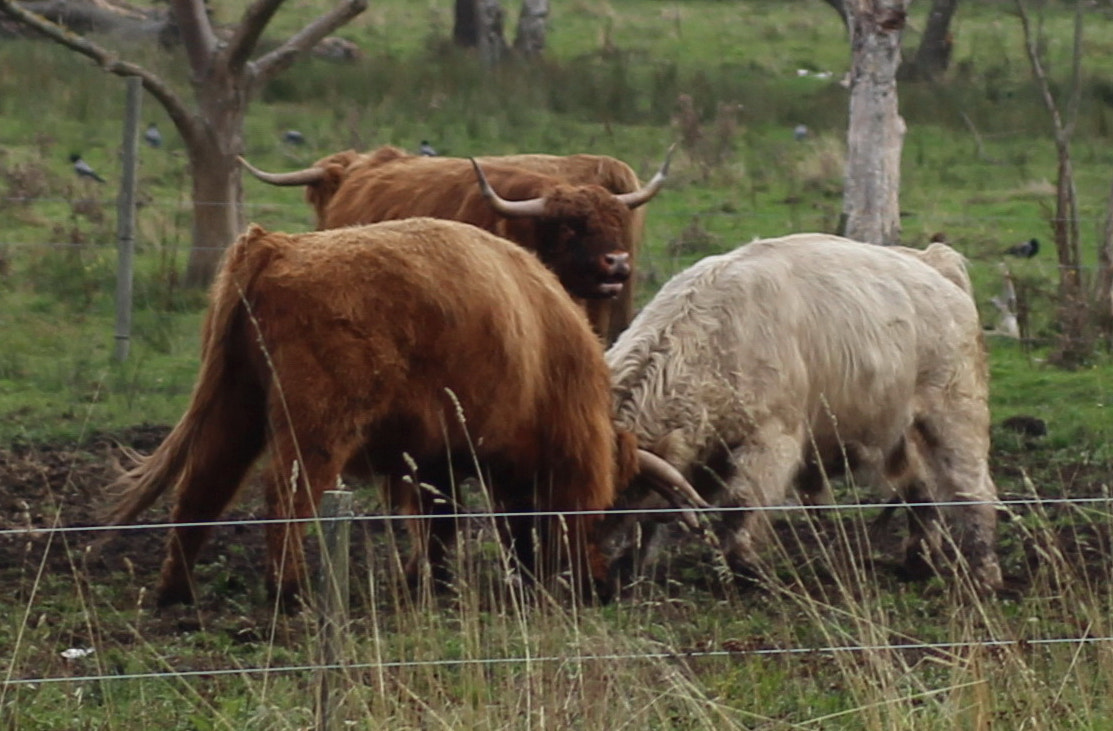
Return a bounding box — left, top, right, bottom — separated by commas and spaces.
155, 583, 195, 608
896, 550, 937, 582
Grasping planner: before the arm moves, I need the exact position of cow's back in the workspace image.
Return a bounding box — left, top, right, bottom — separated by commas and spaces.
607, 233, 984, 465
321, 156, 539, 233
245, 218, 612, 468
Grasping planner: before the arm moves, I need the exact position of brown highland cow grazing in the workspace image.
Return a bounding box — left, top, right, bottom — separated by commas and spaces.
108, 218, 698, 607
240, 145, 670, 343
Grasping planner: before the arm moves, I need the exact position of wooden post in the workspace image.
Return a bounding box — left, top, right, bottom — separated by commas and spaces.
114, 76, 141, 362
316, 489, 353, 731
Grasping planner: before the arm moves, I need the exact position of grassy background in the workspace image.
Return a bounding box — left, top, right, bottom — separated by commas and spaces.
2, 0, 1113, 445
3, 0, 1113, 728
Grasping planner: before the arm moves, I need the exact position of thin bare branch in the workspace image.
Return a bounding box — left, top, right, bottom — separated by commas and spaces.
959, 111, 1006, 165
250, 0, 367, 87
227, 0, 286, 74
1098, 175, 1113, 337
1015, 0, 1088, 366
169, 0, 217, 76
0, 0, 200, 144
1015, 0, 1067, 143
1064, 0, 1084, 139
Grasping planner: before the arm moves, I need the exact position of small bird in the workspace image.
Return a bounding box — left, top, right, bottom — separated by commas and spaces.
282, 129, 306, 146
793, 124, 809, 142
419, 140, 438, 156
1005, 238, 1039, 258
144, 122, 162, 148
70, 153, 106, 183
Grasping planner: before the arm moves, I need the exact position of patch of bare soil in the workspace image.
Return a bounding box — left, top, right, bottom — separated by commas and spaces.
1, 428, 1111, 646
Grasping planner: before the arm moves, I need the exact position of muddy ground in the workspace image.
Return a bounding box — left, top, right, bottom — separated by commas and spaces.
1, 425, 1111, 646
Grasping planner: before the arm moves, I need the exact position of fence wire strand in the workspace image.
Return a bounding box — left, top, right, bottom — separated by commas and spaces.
5, 635, 1113, 689
3, 195, 1111, 695
1, 494, 1110, 540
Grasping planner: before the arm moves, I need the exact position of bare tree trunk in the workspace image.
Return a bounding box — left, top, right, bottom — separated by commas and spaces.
841, 0, 908, 246
514, 0, 547, 58
476, 0, 507, 66
1097, 175, 1113, 346
899, 0, 958, 81
453, 0, 478, 46
1017, 0, 1089, 367
183, 61, 247, 285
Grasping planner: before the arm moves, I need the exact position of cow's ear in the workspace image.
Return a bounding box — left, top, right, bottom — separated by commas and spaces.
614, 430, 640, 489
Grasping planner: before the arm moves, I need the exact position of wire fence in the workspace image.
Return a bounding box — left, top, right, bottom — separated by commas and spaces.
3, 192, 1113, 716
2, 487, 1112, 690
2, 494, 1112, 541
9, 634, 1113, 689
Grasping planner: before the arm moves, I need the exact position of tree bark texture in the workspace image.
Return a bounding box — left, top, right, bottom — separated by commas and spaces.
900, 0, 958, 81
182, 63, 248, 285
453, 0, 478, 46
842, 0, 908, 246
1096, 176, 1113, 343
514, 0, 547, 58
476, 0, 507, 66
454, 0, 508, 65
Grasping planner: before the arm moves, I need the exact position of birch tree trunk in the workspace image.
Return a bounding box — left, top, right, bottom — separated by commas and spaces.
514, 0, 548, 58
476, 0, 507, 67
841, 0, 908, 246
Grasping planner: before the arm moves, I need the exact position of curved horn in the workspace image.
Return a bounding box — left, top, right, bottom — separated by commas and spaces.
238, 156, 327, 186
469, 158, 547, 218
616, 142, 677, 210
636, 449, 710, 528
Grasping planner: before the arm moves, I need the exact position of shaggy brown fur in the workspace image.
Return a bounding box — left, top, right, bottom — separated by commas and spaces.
108, 218, 640, 607
249, 146, 655, 343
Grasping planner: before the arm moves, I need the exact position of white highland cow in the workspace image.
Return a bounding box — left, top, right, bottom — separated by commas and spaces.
603, 233, 1002, 592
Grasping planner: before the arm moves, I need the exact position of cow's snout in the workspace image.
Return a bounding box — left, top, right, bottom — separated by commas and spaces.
602, 252, 631, 281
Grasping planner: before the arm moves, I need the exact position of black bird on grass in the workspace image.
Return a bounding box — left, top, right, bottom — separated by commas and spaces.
282, 129, 306, 146
1005, 237, 1039, 258
419, 140, 438, 156
70, 153, 106, 183
144, 122, 162, 148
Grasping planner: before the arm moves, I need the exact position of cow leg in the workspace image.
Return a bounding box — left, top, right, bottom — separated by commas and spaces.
906, 415, 1002, 591
718, 427, 803, 583
384, 461, 463, 594
264, 425, 361, 610
157, 400, 266, 607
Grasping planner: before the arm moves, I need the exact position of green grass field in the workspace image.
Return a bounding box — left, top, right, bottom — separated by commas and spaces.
3, 1, 1113, 728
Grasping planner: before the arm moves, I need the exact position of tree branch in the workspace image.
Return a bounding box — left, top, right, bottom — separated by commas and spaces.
1015, 0, 1067, 143
249, 0, 367, 87
227, 0, 286, 74
0, 0, 199, 143
169, 0, 217, 76
1064, 0, 1083, 139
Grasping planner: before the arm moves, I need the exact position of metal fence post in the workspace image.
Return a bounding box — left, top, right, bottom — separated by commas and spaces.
316, 489, 353, 731
114, 75, 141, 362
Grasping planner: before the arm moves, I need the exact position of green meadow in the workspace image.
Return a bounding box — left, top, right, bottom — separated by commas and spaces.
3, 1, 1113, 728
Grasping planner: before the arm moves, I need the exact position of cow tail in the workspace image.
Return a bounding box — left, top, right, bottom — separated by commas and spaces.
106, 225, 273, 525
